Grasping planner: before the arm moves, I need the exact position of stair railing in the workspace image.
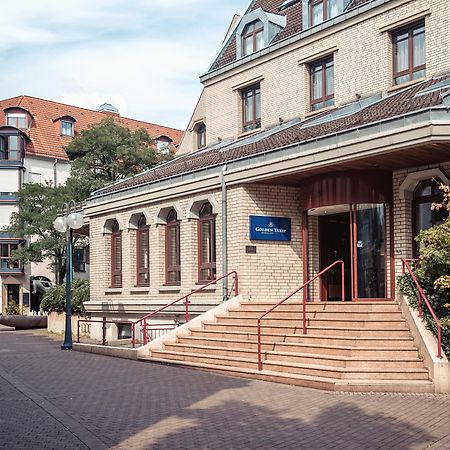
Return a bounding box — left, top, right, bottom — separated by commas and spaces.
131, 271, 239, 348
257, 260, 345, 371
401, 259, 443, 359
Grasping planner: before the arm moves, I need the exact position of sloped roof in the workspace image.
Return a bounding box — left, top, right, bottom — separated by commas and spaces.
0, 96, 183, 161
210, 0, 369, 72
94, 75, 450, 198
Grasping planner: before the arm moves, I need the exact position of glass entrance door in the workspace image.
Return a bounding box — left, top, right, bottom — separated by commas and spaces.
310, 203, 387, 301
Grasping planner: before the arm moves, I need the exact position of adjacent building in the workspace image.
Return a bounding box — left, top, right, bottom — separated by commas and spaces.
0, 95, 183, 314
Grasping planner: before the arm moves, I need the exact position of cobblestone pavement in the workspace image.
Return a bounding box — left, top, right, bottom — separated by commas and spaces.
0, 331, 449, 450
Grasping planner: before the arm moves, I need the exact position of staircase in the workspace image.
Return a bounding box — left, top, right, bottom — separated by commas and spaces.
140, 298, 435, 393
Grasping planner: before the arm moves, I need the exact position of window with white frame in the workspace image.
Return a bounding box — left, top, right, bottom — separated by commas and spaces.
61, 120, 74, 137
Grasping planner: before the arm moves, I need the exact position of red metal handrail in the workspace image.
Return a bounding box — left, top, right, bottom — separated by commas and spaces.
77, 317, 132, 346
131, 271, 239, 348
257, 260, 344, 371
401, 259, 443, 359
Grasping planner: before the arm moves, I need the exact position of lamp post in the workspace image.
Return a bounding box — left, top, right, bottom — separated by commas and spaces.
53, 201, 84, 350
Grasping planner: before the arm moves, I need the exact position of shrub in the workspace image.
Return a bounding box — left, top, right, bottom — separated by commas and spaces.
41, 280, 90, 315
5, 301, 23, 316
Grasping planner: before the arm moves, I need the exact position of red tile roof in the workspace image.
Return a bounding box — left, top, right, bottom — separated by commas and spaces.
95, 75, 450, 197
210, 0, 369, 72
0, 96, 183, 161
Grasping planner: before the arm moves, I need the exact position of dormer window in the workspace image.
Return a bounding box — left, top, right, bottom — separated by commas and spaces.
61, 120, 74, 137
6, 113, 27, 130
156, 136, 173, 155
242, 20, 264, 56
235, 8, 286, 60
303, 0, 348, 28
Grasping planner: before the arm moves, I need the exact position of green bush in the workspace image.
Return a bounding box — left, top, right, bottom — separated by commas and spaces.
397, 217, 450, 357
41, 280, 90, 315
5, 301, 23, 316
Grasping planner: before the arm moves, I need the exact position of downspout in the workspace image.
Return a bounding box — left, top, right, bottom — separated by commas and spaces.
53, 159, 58, 187
220, 165, 228, 301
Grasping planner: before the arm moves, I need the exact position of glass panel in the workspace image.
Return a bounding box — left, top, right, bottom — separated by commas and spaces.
244, 35, 253, 56
395, 37, 409, 73
413, 31, 425, 68
312, 3, 324, 25
255, 30, 264, 51
327, 0, 339, 18
0, 137, 6, 159
325, 61, 334, 96
254, 89, 261, 121
356, 204, 386, 298
413, 68, 426, 80
312, 65, 323, 100
244, 92, 254, 123
394, 74, 410, 85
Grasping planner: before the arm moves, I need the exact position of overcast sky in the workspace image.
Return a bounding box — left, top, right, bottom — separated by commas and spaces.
0, 0, 247, 130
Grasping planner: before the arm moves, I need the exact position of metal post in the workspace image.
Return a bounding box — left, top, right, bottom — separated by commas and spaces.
61, 227, 73, 350
184, 296, 190, 323
257, 319, 262, 371
143, 319, 148, 345
341, 262, 345, 302
233, 272, 238, 297
131, 323, 136, 348
77, 320, 80, 343
102, 317, 107, 346
418, 291, 423, 318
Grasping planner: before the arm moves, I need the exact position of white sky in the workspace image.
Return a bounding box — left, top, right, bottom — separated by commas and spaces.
0, 0, 247, 130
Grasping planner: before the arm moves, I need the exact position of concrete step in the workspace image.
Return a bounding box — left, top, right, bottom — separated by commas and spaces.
225, 308, 404, 320
140, 357, 435, 393
202, 322, 412, 337
238, 301, 398, 312
162, 343, 424, 369
149, 350, 430, 381
178, 335, 421, 358
189, 329, 415, 347
215, 315, 408, 329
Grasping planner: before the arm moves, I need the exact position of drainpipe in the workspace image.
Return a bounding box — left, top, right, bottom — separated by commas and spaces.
220, 165, 228, 301
53, 159, 58, 187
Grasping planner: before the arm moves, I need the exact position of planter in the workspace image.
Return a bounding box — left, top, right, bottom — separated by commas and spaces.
47, 312, 85, 335
0, 315, 47, 330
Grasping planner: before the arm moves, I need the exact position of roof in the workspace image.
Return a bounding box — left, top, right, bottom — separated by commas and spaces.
93, 74, 450, 198
0, 96, 183, 161
209, 0, 369, 72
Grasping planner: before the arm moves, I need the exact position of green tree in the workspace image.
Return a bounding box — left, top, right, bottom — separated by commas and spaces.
7, 182, 75, 284
65, 117, 171, 197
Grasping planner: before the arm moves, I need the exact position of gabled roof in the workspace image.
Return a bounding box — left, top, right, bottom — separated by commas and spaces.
209, 0, 369, 72
0, 96, 183, 161
93, 75, 450, 198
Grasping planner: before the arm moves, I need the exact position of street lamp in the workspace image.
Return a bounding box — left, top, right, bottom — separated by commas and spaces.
53, 200, 84, 350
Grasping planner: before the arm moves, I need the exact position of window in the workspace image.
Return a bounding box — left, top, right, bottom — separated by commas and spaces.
242, 84, 261, 133
165, 209, 181, 285
309, 0, 340, 26
242, 20, 264, 56
393, 22, 426, 85
0, 135, 21, 161
61, 120, 74, 137
74, 247, 89, 273
197, 123, 206, 149
6, 114, 27, 130
310, 57, 334, 111
136, 215, 150, 287
0, 243, 21, 270
198, 202, 216, 283
157, 138, 172, 154
29, 172, 42, 184
412, 179, 448, 257
111, 221, 122, 288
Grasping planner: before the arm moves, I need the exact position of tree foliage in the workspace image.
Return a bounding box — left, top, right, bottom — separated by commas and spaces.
40, 280, 89, 314
398, 181, 450, 356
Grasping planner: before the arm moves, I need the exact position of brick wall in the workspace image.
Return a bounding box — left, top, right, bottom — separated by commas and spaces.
180, 0, 449, 153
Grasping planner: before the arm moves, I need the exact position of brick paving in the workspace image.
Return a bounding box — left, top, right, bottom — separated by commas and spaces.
0, 331, 449, 450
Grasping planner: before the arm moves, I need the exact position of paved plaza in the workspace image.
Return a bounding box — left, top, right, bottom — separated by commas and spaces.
0, 330, 449, 450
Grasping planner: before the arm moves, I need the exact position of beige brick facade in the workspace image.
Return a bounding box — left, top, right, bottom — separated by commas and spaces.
179, 0, 450, 154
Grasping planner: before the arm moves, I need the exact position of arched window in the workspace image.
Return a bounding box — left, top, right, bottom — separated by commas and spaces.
111, 220, 122, 288
412, 179, 448, 256
198, 202, 216, 283
136, 215, 150, 287
197, 123, 206, 149
242, 20, 264, 56
165, 209, 181, 285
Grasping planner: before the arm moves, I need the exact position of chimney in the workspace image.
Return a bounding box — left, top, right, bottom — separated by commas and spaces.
97, 103, 119, 115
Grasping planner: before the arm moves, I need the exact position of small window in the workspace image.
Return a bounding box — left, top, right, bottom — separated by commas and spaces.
29, 172, 42, 184
412, 179, 448, 257
156, 138, 172, 154
242, 84, 261, 133
309, 0, 340, 26
310, 57, 334, 111
61, 120, 74, 137
198, 202, 216, 284
0, 243, 22, 270
392, 21, 426, 85
242, 20, 264, 57
165, 209, 181, 286
6, 114, 27, 130
136, 215, 150, 287
74, 247, 89, 273
197, 123, 206, 149
111, 221, 122, 288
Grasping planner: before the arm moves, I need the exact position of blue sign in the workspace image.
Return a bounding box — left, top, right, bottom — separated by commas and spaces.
249, 216, 291, 241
